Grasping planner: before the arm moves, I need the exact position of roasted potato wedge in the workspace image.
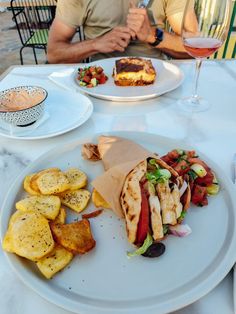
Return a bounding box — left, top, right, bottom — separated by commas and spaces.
16, 195, 61, 220
59, 189, 90, 213
54, 207, 66, 224
2, 230, 14, 253
2, 210, 54, 261
92, 189, 110, 209
64, 168, 87, 191
36, 171, 70, 195
30, 168, 60, 194
36, 244, 73, 279
50, 220, 96, 254
24, 174, 40, 196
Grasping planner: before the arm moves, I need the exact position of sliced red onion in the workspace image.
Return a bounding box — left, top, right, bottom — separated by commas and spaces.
179, 180, 188, 197
169, 224, 192, 237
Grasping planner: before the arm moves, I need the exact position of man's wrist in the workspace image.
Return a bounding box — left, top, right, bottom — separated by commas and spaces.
147, 28, 164, 47
146, 28, 156, 44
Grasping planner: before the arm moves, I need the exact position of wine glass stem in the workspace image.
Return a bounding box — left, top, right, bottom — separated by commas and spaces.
192, 58, 203, 102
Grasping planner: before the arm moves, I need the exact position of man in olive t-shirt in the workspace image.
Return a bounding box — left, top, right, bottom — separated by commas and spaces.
47, 0, 195, 63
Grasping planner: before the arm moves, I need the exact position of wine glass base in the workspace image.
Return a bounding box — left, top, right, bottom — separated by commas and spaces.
177, 96, 210, 113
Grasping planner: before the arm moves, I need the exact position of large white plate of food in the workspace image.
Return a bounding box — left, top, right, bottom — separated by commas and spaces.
1, 131, 236, 314
73, 57, 184, 102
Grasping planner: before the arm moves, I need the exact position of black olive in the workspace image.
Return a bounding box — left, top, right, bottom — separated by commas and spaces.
142, 242, 165, 258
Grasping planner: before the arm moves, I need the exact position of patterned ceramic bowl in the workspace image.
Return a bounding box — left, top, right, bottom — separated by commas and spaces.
0, 86, 47, 126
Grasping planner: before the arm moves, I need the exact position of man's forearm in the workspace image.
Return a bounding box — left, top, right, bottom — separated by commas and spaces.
47, 38, 98, 64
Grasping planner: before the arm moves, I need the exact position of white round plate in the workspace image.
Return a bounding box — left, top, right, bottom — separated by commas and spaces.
73, 58, 184, 102
0, 90, 93, 140
1, 131, 236, 314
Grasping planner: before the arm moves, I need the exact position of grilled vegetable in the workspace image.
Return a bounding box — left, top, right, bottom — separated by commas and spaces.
190, 164, 207, 178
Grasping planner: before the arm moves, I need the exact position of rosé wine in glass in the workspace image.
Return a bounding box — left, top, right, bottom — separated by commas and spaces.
179, 0, 231, 112
183, 37, 223, 59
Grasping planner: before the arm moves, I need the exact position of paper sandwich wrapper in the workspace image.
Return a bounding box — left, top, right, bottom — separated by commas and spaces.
92, 136, 157, 218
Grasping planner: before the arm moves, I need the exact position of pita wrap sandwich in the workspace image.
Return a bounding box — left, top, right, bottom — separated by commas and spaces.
86, 136, 191, 257
119, 157, 191, 257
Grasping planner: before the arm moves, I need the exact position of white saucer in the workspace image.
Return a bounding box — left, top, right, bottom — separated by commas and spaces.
0, 90, 93, 140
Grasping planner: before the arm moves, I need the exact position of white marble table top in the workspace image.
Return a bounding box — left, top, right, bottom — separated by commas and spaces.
0, 59, 235, 314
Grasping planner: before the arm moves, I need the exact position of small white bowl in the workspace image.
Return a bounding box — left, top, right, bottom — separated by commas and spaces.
0, 86, 48, 126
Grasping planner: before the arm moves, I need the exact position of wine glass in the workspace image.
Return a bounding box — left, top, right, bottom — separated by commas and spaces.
179, 0, 231, 112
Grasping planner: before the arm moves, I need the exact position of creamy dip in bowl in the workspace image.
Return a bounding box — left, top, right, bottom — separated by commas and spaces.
0, 86, 47, 126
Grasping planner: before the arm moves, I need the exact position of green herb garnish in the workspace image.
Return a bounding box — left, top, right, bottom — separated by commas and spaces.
149, 158, 158, 166
127, 234, 153, 258
188, 169, 198, 181
146, 168, 171, 184
179, 210, 187, 221
163, 224, 169, 235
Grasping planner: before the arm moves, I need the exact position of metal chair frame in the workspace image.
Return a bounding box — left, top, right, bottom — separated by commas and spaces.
10, 0, 56, 64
